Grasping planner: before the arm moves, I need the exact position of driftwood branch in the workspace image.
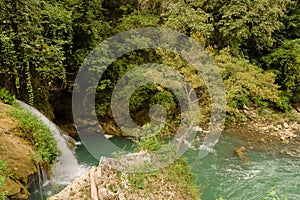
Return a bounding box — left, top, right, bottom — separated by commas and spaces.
90, 167, 99, 200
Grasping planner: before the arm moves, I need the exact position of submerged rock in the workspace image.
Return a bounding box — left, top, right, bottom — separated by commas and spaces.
235, 146, 248, 163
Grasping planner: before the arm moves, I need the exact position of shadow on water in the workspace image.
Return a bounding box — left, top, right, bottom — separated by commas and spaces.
75, 136, 135, 166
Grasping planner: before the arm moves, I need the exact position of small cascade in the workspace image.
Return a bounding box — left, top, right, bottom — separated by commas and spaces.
16, 100, 89, 190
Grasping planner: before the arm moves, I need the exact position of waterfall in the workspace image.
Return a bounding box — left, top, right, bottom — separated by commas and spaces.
16, 100, 89, 186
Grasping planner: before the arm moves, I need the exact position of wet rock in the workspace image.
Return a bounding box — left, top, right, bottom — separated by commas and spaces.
5, 179, 30, 200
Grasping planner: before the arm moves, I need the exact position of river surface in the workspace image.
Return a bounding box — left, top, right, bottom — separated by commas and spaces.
185, 132, 300, 200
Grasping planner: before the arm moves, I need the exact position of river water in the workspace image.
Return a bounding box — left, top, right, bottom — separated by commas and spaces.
185, 132, 300, 200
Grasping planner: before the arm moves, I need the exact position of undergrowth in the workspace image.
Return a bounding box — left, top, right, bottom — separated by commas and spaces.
8, 107, 60, 166
0, 88, 15, 105
125, 129, 201, 199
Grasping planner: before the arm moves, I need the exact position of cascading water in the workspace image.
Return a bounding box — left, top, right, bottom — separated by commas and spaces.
16, 100, 89, 198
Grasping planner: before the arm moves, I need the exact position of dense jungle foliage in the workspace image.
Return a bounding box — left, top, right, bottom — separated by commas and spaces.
0, 0, 299, 128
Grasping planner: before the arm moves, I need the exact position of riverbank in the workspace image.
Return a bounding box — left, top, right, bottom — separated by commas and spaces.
226, 106, 300, 156
246, 108, 299, 143
210, 107, 299, 172
60, 106, 300, 159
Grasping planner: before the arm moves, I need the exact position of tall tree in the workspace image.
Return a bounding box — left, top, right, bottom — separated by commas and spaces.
161, 0, 290, 57
216, 0, 290, 56
65, 0, 111, 74
262, 39, 300, 107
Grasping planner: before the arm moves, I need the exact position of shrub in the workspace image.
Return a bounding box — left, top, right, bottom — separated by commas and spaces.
0, 88, 15, 105
262, 39, 300, 93
8, 108, 60, 165
130, 129, 200, 199
215, 48, 285, 115
165, 157, 201, 199
133, 124, 164, 152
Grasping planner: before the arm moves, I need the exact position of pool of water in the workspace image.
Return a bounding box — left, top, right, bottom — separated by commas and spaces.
75, 136, 135, 166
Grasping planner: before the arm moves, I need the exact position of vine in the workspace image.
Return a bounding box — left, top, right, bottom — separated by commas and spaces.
25, 62, 34, 105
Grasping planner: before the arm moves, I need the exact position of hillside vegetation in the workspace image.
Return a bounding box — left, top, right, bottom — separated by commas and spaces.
0, 0, 299, 130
